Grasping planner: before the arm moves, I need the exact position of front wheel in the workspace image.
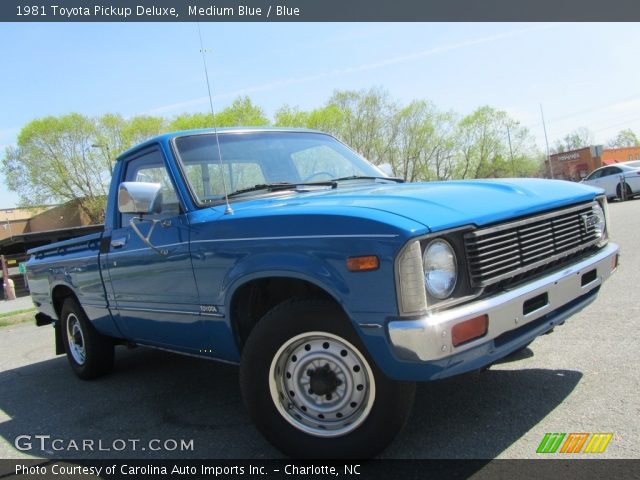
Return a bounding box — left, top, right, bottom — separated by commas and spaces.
60, 298, 114, 380
616, 183, 632, 201
240, 298, 415, 458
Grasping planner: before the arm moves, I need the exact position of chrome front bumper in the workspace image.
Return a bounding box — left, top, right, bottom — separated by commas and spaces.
388, 242, 619, 362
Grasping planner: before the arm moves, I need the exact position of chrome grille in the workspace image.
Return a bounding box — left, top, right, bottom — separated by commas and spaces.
464, 202, 601, 287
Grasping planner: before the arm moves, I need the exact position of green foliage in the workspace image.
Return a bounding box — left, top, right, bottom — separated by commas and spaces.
168, 96, 269, 131
455, 106, 540, 179
274, 105, 310, 128
1, 112, 164, 222
607, 128, 639, 148
217, 96, 269, 126
168, 112, 214, 131
389, 101, 458, 181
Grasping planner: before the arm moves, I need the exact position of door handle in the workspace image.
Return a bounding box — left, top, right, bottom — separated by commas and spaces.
111, 238, 127, 249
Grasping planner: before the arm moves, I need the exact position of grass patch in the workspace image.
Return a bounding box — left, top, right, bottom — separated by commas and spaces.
0, 308, 36, 319
0, 308, 36, 327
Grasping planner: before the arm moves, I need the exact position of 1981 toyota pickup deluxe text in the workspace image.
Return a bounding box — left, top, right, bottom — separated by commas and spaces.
27, 129, 619, 458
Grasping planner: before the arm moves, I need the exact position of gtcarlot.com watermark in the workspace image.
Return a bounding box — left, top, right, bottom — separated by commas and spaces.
14, 435, 194, 452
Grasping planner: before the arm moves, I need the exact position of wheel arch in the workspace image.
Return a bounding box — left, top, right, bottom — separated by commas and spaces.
227, 273, 349, 351
51, 283, 79, 320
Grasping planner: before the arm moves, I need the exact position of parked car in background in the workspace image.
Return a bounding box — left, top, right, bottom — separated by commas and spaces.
581, 164, 640, 200
624, 160, 640, 169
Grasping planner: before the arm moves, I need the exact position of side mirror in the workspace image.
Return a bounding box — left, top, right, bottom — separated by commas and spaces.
118, 182, 163, 215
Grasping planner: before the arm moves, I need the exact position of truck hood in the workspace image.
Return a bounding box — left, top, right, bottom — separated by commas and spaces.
228, 178, 603, 233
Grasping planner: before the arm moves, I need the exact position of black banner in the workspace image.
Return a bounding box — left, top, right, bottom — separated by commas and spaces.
1, 0, 640, 22
1, 459, 639, 480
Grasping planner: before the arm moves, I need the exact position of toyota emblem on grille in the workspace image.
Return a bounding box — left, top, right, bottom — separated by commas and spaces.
582, 213, 597, 230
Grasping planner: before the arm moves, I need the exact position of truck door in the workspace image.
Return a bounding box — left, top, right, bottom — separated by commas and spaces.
105, 146, 204, 353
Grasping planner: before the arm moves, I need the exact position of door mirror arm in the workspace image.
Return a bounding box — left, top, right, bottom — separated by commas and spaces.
129, 217, 169, 256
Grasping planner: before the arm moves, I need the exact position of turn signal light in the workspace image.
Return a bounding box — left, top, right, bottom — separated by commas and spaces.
452, 315, 488, 347
346, 255, 379, 272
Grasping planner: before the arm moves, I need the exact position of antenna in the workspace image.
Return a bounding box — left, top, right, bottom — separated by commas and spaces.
197, 23, 233, 215
540, 103, 554, 179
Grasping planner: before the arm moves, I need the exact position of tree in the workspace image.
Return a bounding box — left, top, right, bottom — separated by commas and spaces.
388, 101, 458, 181
454, 107, 539, 180
607, 128, 639, 148
167, 96, 269, 131
94, 114, 165, 173
273, 105, 310, 128
323, 88, 397, 164
167, 112, 213, 131
2, 114, 107, 222
216, 96, 269, 126
552, 127, 594, 153
2, 113, 166, 222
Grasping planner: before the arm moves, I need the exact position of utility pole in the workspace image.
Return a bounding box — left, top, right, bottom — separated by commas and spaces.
5, 210, 13, 239
540, 104, 554, 179
1, 254, 16, 301
506, 122, 515, 176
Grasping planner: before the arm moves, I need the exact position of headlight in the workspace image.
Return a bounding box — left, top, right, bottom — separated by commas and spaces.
592, 202, 606, 243
422, 239, 457, 299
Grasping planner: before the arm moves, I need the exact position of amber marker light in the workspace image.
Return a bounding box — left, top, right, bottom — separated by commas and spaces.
346, 255, 380, 272
452, 315, 488, 347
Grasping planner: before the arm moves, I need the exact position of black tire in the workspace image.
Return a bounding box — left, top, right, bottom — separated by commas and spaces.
240, 298, 415, 459
60, 297, 114, 380
616, 183, 632, 201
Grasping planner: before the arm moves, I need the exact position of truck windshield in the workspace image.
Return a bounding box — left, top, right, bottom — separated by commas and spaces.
173, 131, 386, 205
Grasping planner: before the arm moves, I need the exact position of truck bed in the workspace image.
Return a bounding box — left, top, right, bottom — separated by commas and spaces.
27, 231, 107, 324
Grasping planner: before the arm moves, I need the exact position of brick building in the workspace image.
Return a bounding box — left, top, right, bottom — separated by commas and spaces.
1, 201, 103, 298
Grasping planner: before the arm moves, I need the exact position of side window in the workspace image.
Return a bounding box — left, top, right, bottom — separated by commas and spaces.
121, 149, 180, 227
586, 169, 602, 180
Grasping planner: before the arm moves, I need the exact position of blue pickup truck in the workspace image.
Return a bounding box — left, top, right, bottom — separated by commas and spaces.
27, 128, 619, 458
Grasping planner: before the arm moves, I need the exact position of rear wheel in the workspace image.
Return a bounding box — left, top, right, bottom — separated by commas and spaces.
240, 298, 415, 458
60, 298, 114, 380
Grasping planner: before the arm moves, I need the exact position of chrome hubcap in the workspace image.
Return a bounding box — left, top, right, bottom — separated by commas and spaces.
66, 313, 86, 365
269, 331, 375, 437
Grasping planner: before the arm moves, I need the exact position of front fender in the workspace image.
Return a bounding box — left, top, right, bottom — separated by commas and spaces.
223, 252, 350, 311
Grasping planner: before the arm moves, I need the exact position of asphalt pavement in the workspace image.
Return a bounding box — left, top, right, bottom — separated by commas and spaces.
0, 199, 638, 460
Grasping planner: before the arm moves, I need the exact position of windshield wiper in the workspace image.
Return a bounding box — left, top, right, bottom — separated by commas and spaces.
330, 175, 404, 183
227, 181, 337, 198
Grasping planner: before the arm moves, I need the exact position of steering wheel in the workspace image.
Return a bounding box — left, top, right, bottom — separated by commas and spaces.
302, 171, 334, 182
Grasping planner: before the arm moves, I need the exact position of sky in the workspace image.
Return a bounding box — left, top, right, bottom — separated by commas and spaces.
1, 22, 640, 208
